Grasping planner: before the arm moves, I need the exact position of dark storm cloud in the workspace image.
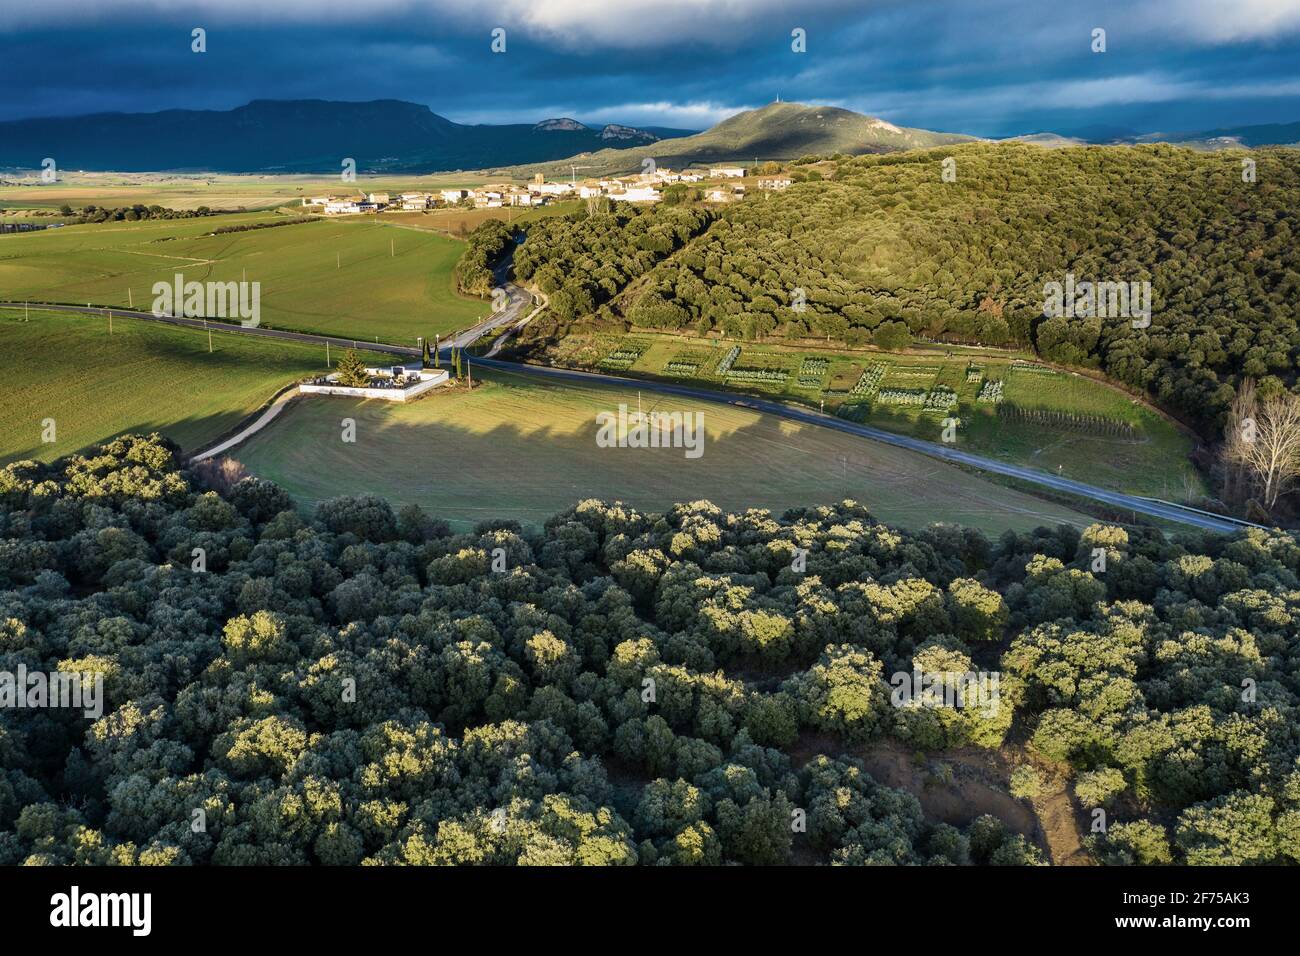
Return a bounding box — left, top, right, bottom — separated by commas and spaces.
1, 0, 1298, 136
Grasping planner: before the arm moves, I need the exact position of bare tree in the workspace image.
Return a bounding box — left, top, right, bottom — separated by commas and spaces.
1221, 378, 1256, 505
1223, 379, 1300, 513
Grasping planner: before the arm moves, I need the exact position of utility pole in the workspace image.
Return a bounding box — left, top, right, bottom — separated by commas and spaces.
390, 239, 394, 257
107, 310, 113, 335
326, 341, 330, 366
336, 252, 340, 269
208, 328, 213, 353
127, 288, 132, 309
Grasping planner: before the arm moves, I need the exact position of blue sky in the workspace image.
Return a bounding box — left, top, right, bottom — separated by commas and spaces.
2, 0, 1299, 137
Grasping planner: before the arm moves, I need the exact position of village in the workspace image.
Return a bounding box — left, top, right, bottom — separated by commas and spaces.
304, 165, 794, 215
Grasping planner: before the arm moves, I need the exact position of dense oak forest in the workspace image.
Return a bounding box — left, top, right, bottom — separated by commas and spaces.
513, 144, 1300, 434
2, 436, 1299, 865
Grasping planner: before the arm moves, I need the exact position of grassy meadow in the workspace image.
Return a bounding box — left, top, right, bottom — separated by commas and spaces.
0, 211, 488, 342
0, 308, 390, 462
381, 199, 583, 238
234, 368, 1092, 535
532, 331, 1204, 498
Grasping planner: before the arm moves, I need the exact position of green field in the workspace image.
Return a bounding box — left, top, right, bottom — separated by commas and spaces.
0, 308, 390, 463
0, 170, 498, 212
234, 368, 1091, 535
381, 199, 583, 238
534, 332, 1204, 499
0, 211, 486, 342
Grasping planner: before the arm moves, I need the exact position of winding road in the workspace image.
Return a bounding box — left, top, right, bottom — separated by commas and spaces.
3, 298, 1265, 534
189, 383, 300, 463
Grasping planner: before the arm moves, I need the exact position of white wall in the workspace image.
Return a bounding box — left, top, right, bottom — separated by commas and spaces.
299, 368, 450, 402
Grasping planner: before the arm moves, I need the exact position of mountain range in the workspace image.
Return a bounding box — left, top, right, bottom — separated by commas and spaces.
0, 99, 694, 174
1129, 120, 1300, 150
0, 98, 1295, 175
1010, 121, 1300, 150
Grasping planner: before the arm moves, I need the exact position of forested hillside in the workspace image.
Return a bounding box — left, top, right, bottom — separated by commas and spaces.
2, 436, 1299, 865
515, 144, 1300, 433
514, 206, 715, 320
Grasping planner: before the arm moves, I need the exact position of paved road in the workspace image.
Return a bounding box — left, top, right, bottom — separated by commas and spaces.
429, 247, 538, 352
487, 290, 548, 357
462, 354, 1259, 533
3, 299, 1263, 533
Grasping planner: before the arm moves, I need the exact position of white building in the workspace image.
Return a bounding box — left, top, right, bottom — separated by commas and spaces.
324, 200, 362, 215
609, 186, 662, 203
399, 192, 431, 210
367, 192, 390, 206
709, 167, 746, 178
533, 182, 575, 196
757, 176, 793, 190
440, 189, 470, 204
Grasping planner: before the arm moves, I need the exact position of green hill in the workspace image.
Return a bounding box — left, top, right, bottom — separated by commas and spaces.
501, 101, 978, 176
512, 142, 1300, 435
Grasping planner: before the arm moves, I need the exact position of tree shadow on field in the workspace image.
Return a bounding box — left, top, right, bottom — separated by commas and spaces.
229, 384, 1090, 537
0, 408, 263, 470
